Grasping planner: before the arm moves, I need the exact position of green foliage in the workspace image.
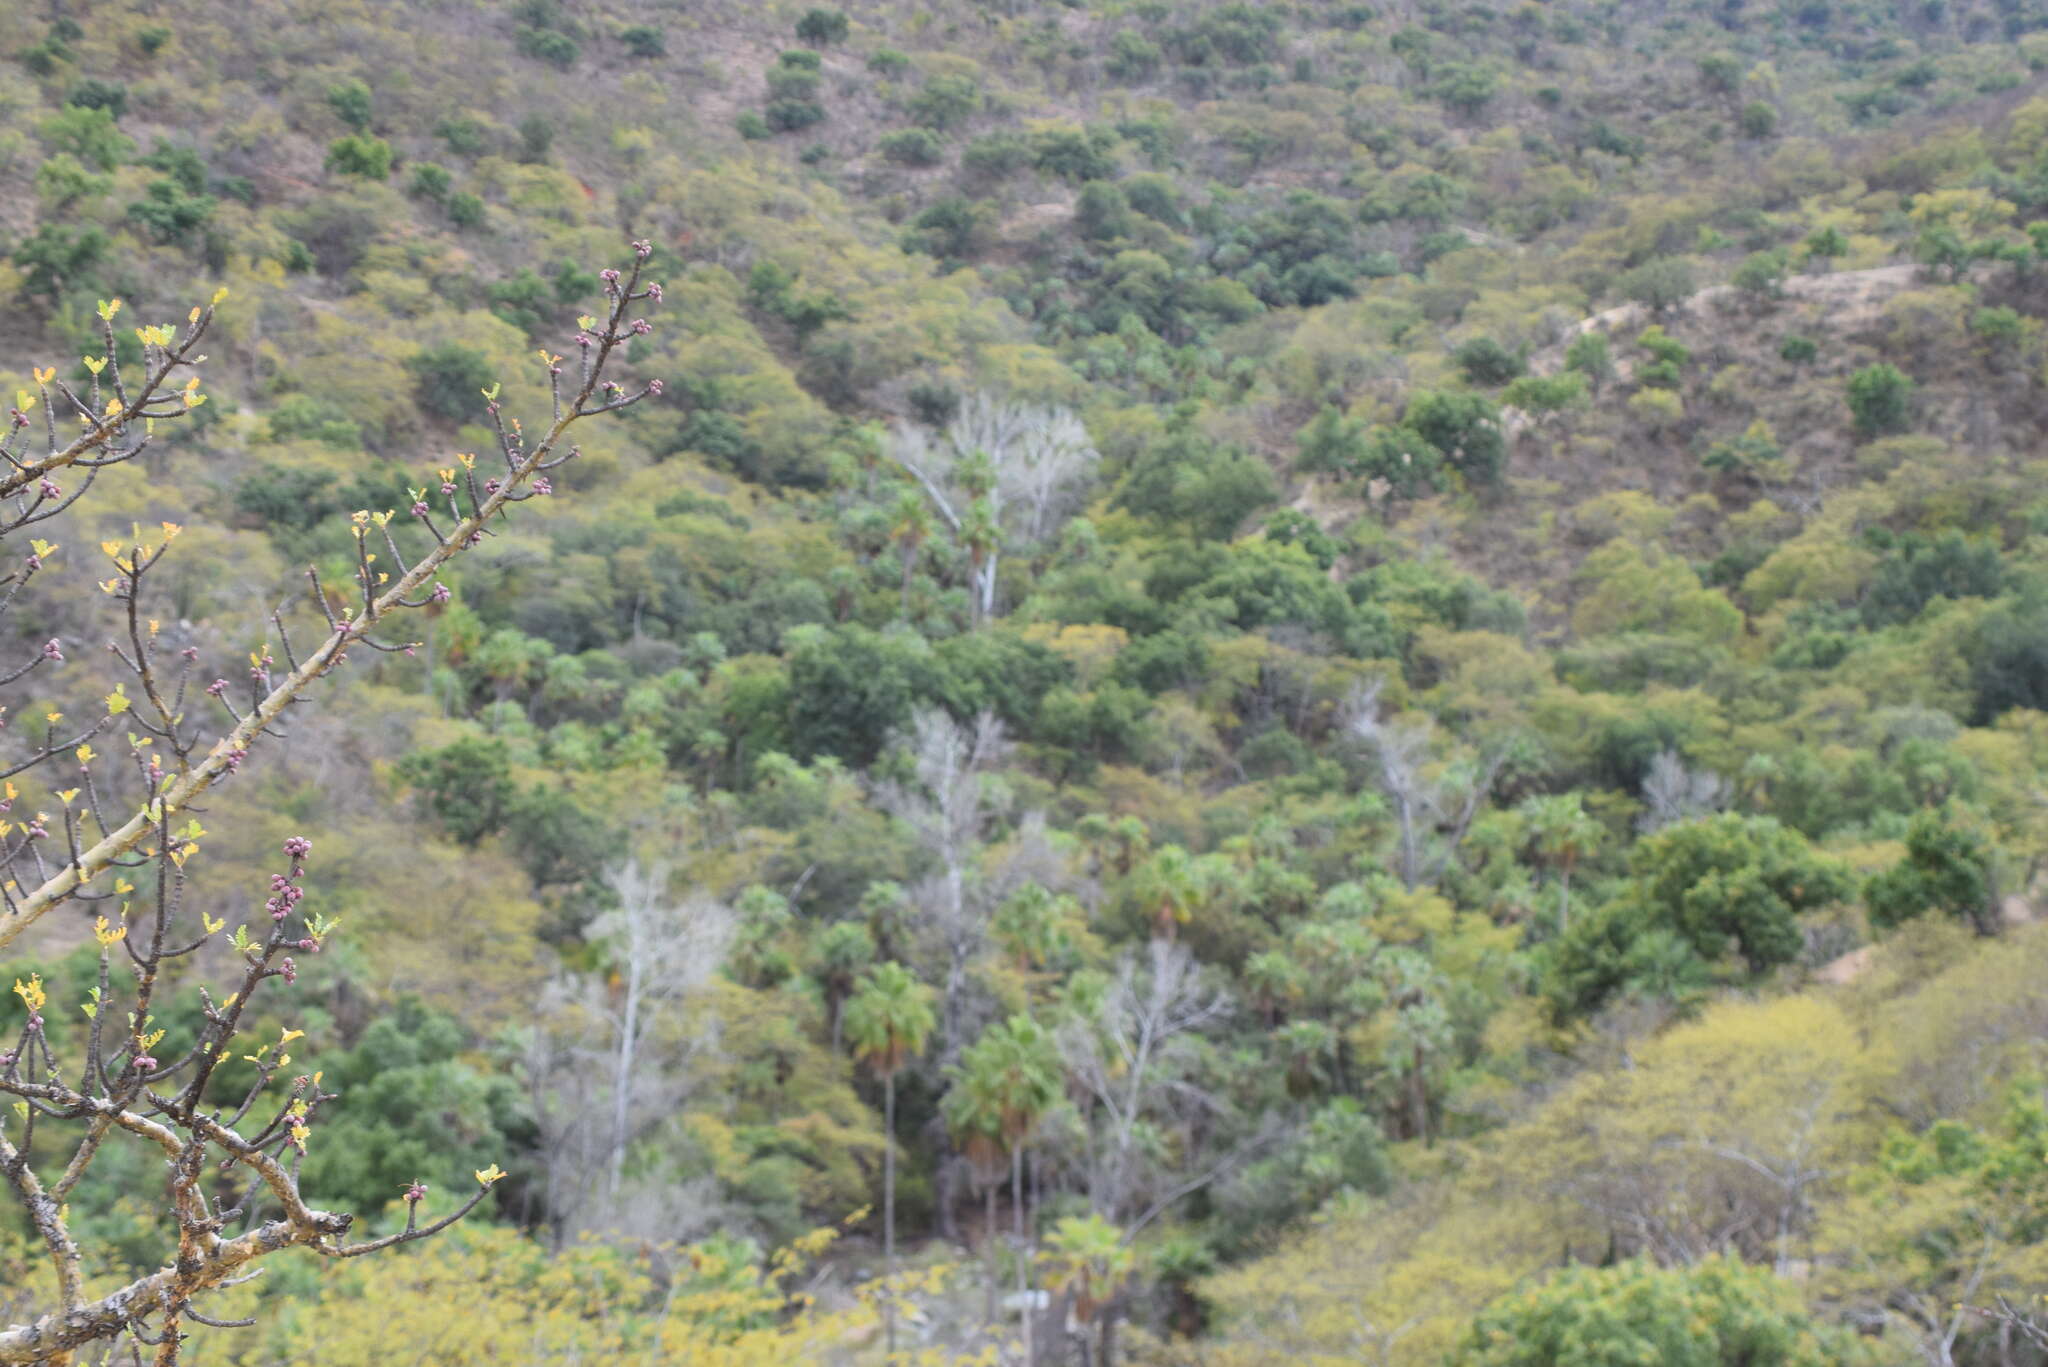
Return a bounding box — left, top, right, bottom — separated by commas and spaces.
446, 190, 487, 228
1546, 813, 1849, 1018
1406, 390, 1506, 487
1866, 810, 1994, 931
619, 24, 666, 57
66, 79, 129, 118
395, 738, 517, 846
1732, 247, 1789, 300
408, 161, 452, 200
298, 1002, 530, 1214
1452, 336, 1523, 386
325, 134, 394, 178
13, 223, 107, 300
40, 105, 133, 171
406, 342, 496, 423
907, 74, 981, 131
515, 25, 580, 69
126, 178, 215, 244
1452, 1258, 1863, 1367
878, 127, 943, 166
327, 78, 374, 132
1614, 256, 1696, 313
795, 8, 850, 44
1846, 362, 1914, 437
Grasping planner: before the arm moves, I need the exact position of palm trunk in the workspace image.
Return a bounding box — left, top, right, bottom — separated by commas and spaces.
984, 1179, 998, 1325
1011, 1142, 1026, 1246
884, 1069, 897, 1356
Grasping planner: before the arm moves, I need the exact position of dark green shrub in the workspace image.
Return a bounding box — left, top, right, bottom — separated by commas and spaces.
407, 343, 497, 423
326, 78, 373, 131
1846, 363, 1913, 437
447, 191, 487, 228
515, 26, 580, 68
796, 8, 851, 43
324, 134, 393, 178
620, 24, 666, 56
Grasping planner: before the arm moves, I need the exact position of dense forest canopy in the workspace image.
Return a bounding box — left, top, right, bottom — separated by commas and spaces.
7, 0, 2048, 1362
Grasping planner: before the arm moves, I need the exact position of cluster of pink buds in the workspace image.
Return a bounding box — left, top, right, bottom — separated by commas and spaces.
629, 318, 652, 336
26, 816, 48, 840
206, 678, 228, 697
268, 836, 312, 923
280, 957, 297, 985
266, 874, 305, 922
440, 477, 458, 496
633, 239, 652, 259
411, 500, 431, 517
647, 283, 663, 304
41, 639, 61, 661
224, 747, 246, 773
484, 479, 501, 495
531, 476, 552, 496
600, 268, 621, 294
9, 408, 28, 428
647, 378, 664, 397
404, 1179, 428, 1204
575, 332, 594, 350
38, 479, 59, 500
24, 552, 41, 571
430, 583, 451, 604
132, 1053, 157, 1072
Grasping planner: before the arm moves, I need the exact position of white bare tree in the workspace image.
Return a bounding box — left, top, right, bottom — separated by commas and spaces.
1637, 749, 1730, 833
891, 393, 1099, 622
873, 708, 1009, 1235
1054, 939, 1237, 1230
1349, 682, 1505, 889
526, 861, 733, 1243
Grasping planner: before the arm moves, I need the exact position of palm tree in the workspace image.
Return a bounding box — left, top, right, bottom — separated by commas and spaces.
941, 1051, 1008, 1324
811, 920, 876, 1055
981, 1015, 1062, 1243
1132, 844, 1201, 940
889, 490, 933, 618
992, 883, 1071, 972
1520, 793, 1602, 930
843, 960, 936, 1352
959, 495, 1001, 626
1040, 1213, 1138, 1367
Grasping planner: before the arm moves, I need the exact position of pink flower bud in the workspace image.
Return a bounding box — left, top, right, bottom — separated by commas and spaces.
41, 639, 61, 661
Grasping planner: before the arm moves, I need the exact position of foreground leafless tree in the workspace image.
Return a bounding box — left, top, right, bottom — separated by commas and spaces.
0, 246, 662, 1364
